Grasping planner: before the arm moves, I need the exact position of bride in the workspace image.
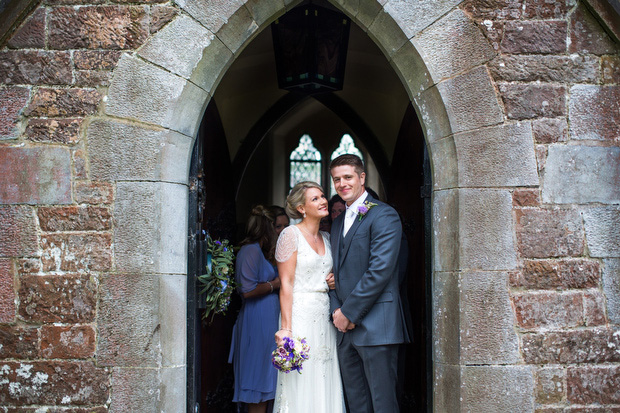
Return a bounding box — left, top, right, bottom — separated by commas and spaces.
273, 181, 345, 413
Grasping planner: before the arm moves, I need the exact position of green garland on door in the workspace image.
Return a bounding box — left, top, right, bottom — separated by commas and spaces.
197, 237, 236, 323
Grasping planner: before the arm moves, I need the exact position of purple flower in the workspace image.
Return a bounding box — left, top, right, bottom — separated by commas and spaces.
358, 205, 368, 214
215, 240, 222, 245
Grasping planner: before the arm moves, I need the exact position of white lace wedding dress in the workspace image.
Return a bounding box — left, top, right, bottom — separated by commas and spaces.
273, 225, 345, 413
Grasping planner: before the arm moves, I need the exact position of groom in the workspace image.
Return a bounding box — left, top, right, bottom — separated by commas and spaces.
329, 154, 408, 413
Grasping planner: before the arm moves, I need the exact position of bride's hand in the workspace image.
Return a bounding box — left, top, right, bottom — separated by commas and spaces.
275, 329, 292, 346
326, 273, 335, 290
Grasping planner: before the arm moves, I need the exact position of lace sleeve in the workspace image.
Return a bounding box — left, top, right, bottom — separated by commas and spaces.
275, 226, 298, 262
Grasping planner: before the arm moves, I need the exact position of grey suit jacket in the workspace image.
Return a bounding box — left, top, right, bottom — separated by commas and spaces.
329, 195, 407, 346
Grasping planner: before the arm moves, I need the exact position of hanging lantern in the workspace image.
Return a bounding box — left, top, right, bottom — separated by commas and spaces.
271, 4, 351, 94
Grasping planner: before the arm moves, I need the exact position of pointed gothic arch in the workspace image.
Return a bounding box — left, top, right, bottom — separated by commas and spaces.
93, 0, 538, 410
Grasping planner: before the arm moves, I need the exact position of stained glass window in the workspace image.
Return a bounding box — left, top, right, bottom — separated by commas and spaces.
329, 134, 363, 196
290, 134, 322, 189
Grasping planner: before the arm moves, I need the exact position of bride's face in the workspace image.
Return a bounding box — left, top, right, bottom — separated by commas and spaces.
299, 188, 329, 220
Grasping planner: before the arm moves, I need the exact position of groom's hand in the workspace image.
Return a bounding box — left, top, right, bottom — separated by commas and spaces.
333, 308, 355, 332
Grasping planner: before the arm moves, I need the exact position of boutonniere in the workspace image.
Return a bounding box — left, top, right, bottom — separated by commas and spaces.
357, 201, 378, 221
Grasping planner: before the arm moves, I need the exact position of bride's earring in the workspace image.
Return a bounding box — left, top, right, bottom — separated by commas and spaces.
303, 212, 307, 218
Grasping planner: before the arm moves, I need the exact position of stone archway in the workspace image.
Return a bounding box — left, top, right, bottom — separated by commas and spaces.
92, 0, 539, 410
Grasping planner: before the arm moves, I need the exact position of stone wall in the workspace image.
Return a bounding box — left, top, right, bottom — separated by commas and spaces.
0, 0, 618, 411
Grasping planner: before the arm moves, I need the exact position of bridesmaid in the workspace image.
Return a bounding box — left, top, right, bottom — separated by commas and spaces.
228, 205, 281, 413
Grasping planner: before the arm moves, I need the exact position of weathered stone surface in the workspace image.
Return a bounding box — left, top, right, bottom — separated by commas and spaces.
461, 271, 521, 363
74, 70, 113, 87
110, 367, 159, 411
139, 14, 215, 79
461, 366, 535, 412
0, 51, 72, 85
584, 290, 607, 326
40, 233, 111, 273
437, 66, 504, 134
433, 190, 459, 272
0, 361, 109, 406
515, 208, 585, 258
0, 148, 72, 204
521, 328, 620, 364
160, 366, 186, 412
114, 182, 187, 274
383, 0, 463, 39
501, 20, 567, 54
513, 188, 540, 207
532, 118, 568, 144
460, 189, 517, 270
18, 274, 97, 323
535, 144, 547, 173
189, 34, 233, 94
569, 3, 619, 55
512, 259, 601, 290
414, 85, 452, 143
0, 86, 29, 140
489, 54, 599, 83
413, 9, 495, 82
88, 119, 192, 184
460, 0, 523, 20
602, 55, 620, 84
38, 206, 112, 232
569, 85, 620, 142
24, 88, 101, 118
106, 54, 209, 137
73, 50, 122, 70
17, 258, 42, 275
0, 206, 38, 257
433, 363, 460, 413
176, 0, 245, 33
603, 259, 620, 325
49, 5, 149, 50
72, 148, 88, 180
499, 83, 566, 119
160, 274, 186, 367
150, 4, 180, 34
25, 118, 82, 144
512, 291, 584, 329
524, 0, 576, 19
433, 272, 460, 364
430, 135, 458, 190
535, 367, 565, 404
543, 145, 620, 204
391, 40, 433, 97
7, 8, 45, 49
582, 207, 620, 258
0, 259, 15, 322
41, 325, 96, 359
245, 0, 284, 28
97, 273, 160, 367
454, 122, 539, 187
368, 9, 409, 57
73, 181, 114, 205
0, 325, 38, 359
568, 365, 620, 404
217, 4, 258, 54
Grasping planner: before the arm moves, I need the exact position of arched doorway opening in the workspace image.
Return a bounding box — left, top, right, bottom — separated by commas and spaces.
188, 5, 431, 411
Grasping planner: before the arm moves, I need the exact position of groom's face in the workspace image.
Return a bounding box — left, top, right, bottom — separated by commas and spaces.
331, 165, 366, 206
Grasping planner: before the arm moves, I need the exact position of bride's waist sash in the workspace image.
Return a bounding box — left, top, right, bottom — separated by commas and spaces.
293, 289, 329, 294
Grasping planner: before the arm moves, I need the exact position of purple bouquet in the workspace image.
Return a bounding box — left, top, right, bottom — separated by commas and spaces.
272, 336, 310, 374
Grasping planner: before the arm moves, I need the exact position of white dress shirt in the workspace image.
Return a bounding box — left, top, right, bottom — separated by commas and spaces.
343, 191, 368, 237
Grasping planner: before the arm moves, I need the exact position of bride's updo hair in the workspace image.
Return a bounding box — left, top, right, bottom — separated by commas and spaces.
242, 205, 276, 262
286, 181, 324, 220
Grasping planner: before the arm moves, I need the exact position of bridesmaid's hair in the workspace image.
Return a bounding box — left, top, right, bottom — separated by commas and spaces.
241, 205, 277, 262
329, 154, 365, 176
286, 181, 324, 220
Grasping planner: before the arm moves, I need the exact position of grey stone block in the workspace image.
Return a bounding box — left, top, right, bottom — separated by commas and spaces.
461, 365, 535, 412
460, 271, 521, 364
175, 0, 245, 33
88, 119, 192, 185
434, 362, 461, 413
110, 367, 160, 412
459, 189, 517, 271
217, 5, 259, 54
569, 85, 620, 141
433, 189, 459, 272
430, 135, 458, 190
367, 9, 409, 57
191, 36, 233, 94
433, 271, 460, 364
413, 9, 495, 82
160, 274, 187, 367
437, 66, 504, 134
245, 0, 285, 29
454, 122, 539, 187
106, 54, 209, 138
390, 40, 433, 98
384, 0, 462, 39
603, 259, 620, 325
138, 14, 214, 80
542, 145, 620, 204
350, 0, 382, 32
414, 85, 452, 143
114, 182, 188, 275
98, 273, 161, 367
583, 207, 620, 258
161, 366, 186, 412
